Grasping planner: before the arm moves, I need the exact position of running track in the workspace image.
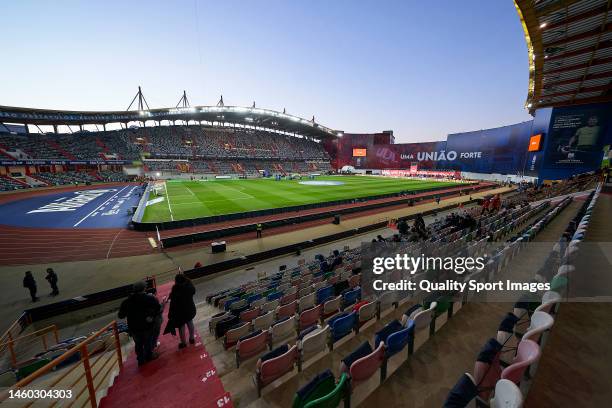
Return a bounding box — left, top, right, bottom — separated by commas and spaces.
0, 182, 495, 265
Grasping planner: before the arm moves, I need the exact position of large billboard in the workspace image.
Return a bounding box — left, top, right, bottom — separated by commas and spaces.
445, 121, 533, 174
542, 104, 611, 170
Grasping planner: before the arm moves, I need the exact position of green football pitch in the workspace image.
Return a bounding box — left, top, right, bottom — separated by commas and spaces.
141, 176, 458, 222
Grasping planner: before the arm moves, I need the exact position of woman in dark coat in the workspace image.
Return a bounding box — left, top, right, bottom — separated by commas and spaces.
164, 274, 197, 349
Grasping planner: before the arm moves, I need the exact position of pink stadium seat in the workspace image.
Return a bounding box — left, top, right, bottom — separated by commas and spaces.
281, 292, 298, 306
299, 304, 322, 332
348, 342, 385, 389
501, 339, 541, 384
348, 274, 360, 289
255, 345, 298, 396
240, 307, 261, 323
236, 330, 269, 368
277, 300, 297, 320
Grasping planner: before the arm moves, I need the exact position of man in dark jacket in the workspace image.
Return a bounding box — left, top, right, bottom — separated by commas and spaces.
23, 271, 38, 302
118, 281, 161, 365
45, 268, 59, 296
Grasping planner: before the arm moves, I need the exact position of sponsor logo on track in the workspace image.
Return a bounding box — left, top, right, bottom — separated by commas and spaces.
27, 189, 117, 214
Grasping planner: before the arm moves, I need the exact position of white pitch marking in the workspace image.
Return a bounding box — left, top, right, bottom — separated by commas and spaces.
164, 181, 174, 221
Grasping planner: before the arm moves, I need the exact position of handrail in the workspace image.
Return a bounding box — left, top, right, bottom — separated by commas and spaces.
0, 324, 59, 368
0, 312, 28, 352
0, 320, 123, 408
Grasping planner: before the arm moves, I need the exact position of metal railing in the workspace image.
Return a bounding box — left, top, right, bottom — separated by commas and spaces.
0, 321, 124, 408
0, 324, 59, 369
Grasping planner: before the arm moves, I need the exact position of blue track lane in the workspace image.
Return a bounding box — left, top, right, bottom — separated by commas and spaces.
0, 185, 144, 229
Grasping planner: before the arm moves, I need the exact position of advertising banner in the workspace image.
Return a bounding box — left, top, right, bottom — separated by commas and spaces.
542, 104, 611, 170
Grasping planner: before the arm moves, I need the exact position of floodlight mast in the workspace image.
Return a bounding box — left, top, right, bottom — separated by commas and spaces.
126, 86, 151, 111
176, 90, 191, 108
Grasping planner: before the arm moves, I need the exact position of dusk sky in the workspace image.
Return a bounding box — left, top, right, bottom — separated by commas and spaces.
2, 0, 533, 142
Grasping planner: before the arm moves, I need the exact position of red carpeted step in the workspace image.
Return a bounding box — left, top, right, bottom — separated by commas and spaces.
99, 283, 232, 408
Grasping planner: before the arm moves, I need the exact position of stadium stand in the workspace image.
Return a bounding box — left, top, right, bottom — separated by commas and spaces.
198, 190, 574, 406
0, 175, 28, 191
34, 171, 98, 185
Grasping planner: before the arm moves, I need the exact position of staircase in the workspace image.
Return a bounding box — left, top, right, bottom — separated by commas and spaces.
46, 139, 77, 160
99, 283, 231, 408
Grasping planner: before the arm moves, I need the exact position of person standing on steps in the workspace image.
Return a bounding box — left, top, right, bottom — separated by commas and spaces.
23, 271, 38, 302
45, 268, 59, 296
164, 274, 197, 349
118, 281, 161, 366
256, 223, 263, 238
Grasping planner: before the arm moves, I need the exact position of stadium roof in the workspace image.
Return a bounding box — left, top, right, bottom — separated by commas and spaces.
0, 104, 341, 139
515, 0, 612, 113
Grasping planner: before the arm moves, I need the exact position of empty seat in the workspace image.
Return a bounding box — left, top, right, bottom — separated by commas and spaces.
377, 291, 398, 318
474, 338, 504, 400
292, 369, 335, 408
215, 315, 240, 338
209, 311, 231, 334
267, 291, 284, 302
443, 373, 478, 408
277, 301, 297, 320
341, 288, 361, 309
254, 311, 275, 331
384, 321, 415, 359
356, 300, 377, 328
522, 311, 554, 343
255, 345, 298, 397
240, 307, 261, 323
302, 373, 349, 408
224, 323, 250, 349
298, 325, 330, 371
299, 304, 323, 332
402, 302, 437, 333
263, 299, 281, 313
329, 313, 357, 346
490, 379, 523, 408
236, 330, 269, 368
251, 298, 267, 309
298, 293, 316, 312
299, 286, 313, 298
535, 291, 561, 314
501, 339, 541, 384
229, 299, 248, 312
347, 341, 385, 389
322, 295, 342, 320
281, 292, 298, 305
348, 274, 360, 289
316, 286, 335, 305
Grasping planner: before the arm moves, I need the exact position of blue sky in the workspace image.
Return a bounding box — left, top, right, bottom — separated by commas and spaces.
2, 0, 532, 142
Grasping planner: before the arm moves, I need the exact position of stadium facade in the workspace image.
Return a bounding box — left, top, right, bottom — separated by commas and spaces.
333, 101, 612, 182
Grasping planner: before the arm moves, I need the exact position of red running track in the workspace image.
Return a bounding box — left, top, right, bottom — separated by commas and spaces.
0, 183, 495, 265
99, 283, 232, 408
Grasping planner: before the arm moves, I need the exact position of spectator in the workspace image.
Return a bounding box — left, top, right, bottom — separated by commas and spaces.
331, 250, 343, 269
164, 274, 197, 349
435, 195, 441, 205
23, 271, 38, 302
397, 219, 409, 235
256, 223, 263, 238
45, 268, 59, 296
118, 281, 161, 366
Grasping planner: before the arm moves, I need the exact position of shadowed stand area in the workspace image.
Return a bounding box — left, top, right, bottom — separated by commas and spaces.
524, 193, 612, 407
